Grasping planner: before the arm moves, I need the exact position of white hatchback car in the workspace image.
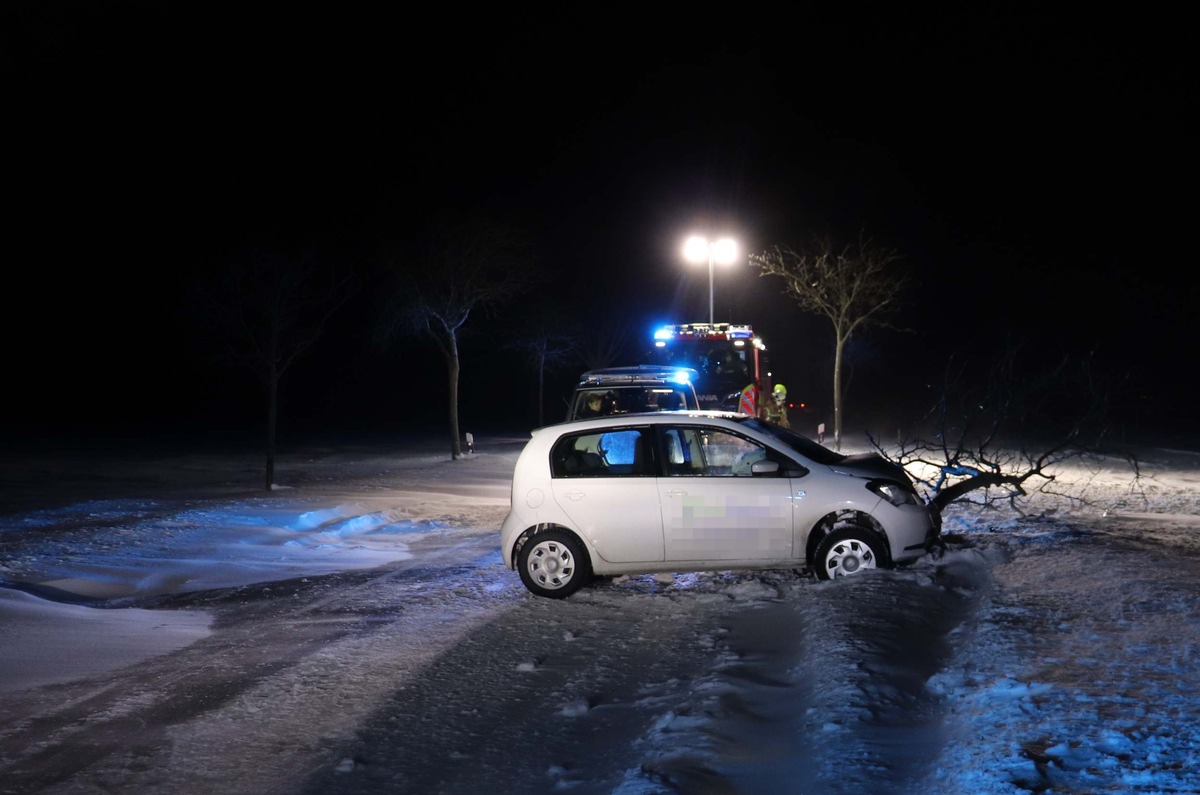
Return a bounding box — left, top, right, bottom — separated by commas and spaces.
500, 411, 942, 598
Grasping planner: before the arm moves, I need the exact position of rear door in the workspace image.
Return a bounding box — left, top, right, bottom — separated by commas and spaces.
549, 427, 664, 563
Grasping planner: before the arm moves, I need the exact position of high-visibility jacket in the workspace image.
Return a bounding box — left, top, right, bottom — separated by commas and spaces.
739, 384, 758, 416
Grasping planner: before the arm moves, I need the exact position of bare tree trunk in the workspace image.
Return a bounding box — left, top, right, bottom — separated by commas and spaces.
266, 372, 278, 491
832, 334, 845, 451
536, 350, 546, 427
446, 334, 463, 459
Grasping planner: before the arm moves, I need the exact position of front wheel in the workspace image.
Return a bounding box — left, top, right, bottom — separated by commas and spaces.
517, 530, 591, 598
813, 526, 886, 580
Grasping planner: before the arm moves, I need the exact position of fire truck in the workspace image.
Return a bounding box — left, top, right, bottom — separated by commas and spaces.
645, 323, 772, 415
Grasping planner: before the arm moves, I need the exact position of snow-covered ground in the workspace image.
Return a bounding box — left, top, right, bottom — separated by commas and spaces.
1, 433, 1198, 794
0, 437, 517, 691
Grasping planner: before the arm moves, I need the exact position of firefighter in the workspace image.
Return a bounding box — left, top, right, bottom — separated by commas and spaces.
739, 383, 759, 416
763, 383, 790, 428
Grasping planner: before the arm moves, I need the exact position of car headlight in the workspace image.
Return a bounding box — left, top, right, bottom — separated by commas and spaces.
868, 479, 920, 507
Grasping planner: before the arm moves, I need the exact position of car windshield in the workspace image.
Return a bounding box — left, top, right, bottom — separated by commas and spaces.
573, 386, 692, 419
735, 416, 846, 465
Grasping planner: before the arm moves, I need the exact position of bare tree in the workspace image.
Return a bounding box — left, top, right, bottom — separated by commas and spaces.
193, 245, 356, 490
750, 230, 907, 450
576, 316, 635, 371
867, 345, 1138, 516
376, 219, 537, 459
507, 319, 579, 427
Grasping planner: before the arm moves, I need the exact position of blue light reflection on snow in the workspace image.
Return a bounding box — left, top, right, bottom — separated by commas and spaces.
0, 498, 461, 597
296, 507, 446, 536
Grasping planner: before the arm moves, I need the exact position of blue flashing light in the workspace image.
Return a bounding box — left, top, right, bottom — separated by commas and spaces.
653, 327, 675, 341
671, 370, 692, 384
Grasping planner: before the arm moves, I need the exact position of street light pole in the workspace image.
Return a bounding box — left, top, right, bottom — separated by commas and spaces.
706, 249, 715, 324
683, 236, 738, 325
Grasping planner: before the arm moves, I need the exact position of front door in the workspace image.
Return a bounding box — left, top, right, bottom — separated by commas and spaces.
656, 425, 794, 562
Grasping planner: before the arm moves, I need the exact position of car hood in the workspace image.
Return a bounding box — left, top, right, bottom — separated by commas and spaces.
829, 452, 911, 484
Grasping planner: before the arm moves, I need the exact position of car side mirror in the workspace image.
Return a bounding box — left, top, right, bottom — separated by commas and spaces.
750, 460, 780, 475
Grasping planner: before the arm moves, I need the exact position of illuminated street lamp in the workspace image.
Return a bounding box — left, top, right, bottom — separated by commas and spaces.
683, 235, 738, 325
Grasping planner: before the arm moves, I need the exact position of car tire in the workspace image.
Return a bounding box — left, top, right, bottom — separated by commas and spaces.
813, 526, 885, 580
517, 530, 591, 598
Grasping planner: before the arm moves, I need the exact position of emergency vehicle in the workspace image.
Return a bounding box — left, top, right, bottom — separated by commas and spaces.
566, 365, 700, 421
645, 323, 772, 415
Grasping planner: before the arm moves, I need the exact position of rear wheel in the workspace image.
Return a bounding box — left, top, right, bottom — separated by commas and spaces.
517, 530, 591, 598
814, 526, 886, 580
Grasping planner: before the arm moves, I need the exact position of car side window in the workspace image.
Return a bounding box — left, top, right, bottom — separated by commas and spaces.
660, 426, 772, 477
550, 428, 653, 478
660, 428, 705, 476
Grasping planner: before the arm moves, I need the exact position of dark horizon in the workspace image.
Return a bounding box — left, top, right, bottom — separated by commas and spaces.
4, 7, 1193, 452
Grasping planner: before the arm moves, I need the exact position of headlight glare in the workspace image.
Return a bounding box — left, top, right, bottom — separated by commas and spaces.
868, 479, 919, 507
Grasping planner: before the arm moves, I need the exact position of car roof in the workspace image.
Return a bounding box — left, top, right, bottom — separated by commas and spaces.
539, 410, 748, 434
577, 365, 700, 386
580, 365, 700, 378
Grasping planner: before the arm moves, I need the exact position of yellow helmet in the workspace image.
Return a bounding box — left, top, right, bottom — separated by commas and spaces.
772, 383, 787, 396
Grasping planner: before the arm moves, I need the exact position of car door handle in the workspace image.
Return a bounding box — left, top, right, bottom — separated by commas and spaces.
563, 491, 585, 500
664, 489, 687, 497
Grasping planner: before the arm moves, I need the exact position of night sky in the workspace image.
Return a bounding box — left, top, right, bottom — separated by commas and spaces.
5, 6, 1194, 450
